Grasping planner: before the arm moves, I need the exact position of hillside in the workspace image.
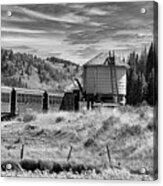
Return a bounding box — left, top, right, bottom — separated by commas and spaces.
1, 105, 156, 180
1, 48, 82, 92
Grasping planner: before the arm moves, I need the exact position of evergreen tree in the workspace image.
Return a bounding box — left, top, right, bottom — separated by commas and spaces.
146, 43, 157, 105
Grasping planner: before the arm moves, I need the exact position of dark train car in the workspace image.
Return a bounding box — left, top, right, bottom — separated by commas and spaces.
48, 92, 64, 111
1, 86, 12, 114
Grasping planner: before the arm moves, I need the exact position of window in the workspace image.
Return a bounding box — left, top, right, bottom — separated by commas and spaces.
22, 94, 25, 103
24, 94, 28, 103
17, 94, 22, 103
49, 95, 63, 105
2, 93, 10, 103
38, 95, 42, 103
49, 96, 53, 105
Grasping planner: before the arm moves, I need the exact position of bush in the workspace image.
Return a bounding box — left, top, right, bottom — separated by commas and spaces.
23, 113, 36, 123
55, 116, 65, 123
84, 138, 97, 148
37, 160, 55, 173
102, 116, 120, 130
147, 121, 156, 131
20, 159, 38, 172
118, 124, 142, 138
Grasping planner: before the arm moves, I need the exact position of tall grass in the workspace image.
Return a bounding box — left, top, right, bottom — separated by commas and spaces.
1, 105, 155, 180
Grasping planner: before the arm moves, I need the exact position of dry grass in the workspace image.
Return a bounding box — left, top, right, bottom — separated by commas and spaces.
1, 105, 156, 180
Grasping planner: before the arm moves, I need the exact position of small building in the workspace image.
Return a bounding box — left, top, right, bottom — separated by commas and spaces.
83, 51, 129, 106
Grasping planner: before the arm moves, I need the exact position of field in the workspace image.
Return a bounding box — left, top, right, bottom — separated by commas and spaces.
1, 105, 157, 180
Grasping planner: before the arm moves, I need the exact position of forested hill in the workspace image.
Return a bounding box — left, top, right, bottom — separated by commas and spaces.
1, 48, 81, 93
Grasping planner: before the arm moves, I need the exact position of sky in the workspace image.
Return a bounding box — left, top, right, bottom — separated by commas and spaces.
1, 1, 154, 65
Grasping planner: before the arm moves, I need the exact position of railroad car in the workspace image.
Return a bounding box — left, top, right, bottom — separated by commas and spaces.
48, 92, 64, 111
1, 86, 12, 114
15, 87, 44, 114
1, 86, 65, 117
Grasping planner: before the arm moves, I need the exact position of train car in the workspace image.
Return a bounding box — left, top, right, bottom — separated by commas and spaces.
1, 86, 77, 118
48, 92, 64, 111
15, 87, 44, 114
1, 86, 12, 114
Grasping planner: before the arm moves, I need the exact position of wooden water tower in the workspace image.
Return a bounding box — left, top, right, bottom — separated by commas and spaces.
83, 51, 129, 107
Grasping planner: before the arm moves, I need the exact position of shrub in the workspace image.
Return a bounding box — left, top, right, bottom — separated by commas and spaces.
20, 159, 38, 172
118, 124, 142, 138
102, 116, 120, 130
147, 121, 156, 131
37, 160, 55, 172
55, 116, 65, 123
51, 162, 63, 173
23, 113, 36, 123
84, 138, 97, 148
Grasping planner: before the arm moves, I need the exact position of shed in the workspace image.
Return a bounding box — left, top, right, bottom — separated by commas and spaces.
83, 52, 129, 105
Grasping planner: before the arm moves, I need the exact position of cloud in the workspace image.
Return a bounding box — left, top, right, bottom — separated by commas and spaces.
9, 45, 32, 50
85, 7, 109, 16
21, 7, 89, 24
1, 27, 47, 34
75, 45, 101, 59
48, 52, 62, 57
1, 2, 154, 64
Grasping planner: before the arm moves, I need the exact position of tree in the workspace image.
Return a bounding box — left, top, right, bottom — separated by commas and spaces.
145, 43, 157, 105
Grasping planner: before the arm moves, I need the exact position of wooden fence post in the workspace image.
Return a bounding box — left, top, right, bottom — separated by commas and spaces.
67, 146, 73, 161
20, 144, 24, 160
106, 145, 112, 164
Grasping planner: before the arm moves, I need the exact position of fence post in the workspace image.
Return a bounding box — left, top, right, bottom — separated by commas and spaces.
20, 144, 24, 160
106, 145, 112, 164
67, 146, 73, 161
43, 91, 48, 113
11, 88, 16, 117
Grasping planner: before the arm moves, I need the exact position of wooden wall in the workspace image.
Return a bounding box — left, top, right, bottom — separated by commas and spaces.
83, 66, 126, 95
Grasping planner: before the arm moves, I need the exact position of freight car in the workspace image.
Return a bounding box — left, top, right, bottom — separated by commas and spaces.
1, 86, 64, 119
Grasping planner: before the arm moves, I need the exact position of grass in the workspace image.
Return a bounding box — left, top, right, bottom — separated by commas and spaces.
1, 105, 157, 180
